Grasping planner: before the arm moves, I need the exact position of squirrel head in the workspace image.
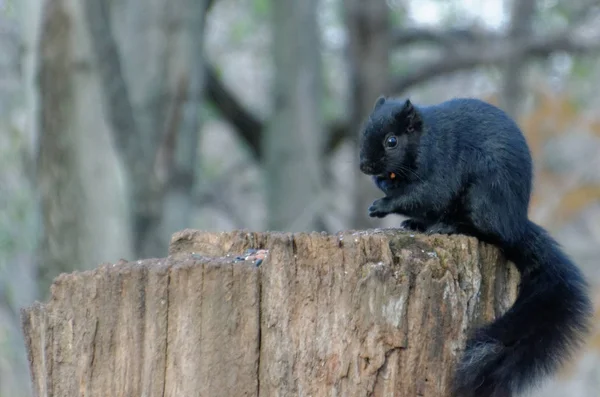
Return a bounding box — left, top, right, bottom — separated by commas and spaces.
359, 96, 424, 184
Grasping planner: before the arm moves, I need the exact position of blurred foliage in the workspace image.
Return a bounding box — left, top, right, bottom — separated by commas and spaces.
252, 0, 269, 17
0, 0, 14, 16
513, 90, 600, 227
571, 58, 596, 81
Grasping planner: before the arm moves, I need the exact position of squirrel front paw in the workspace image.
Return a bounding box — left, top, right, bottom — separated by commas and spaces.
368, 197, 392, 218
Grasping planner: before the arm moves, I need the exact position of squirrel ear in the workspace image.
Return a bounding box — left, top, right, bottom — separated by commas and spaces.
373, 96, 386, 111
395, 99, 421, 131
402, 99, 415, 115
393, 99, 415, 122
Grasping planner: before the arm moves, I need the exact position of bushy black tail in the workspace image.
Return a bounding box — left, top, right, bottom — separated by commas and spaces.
452, 220, 593, 397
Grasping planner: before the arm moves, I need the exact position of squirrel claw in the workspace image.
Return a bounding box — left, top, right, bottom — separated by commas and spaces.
368, 198, 391, 218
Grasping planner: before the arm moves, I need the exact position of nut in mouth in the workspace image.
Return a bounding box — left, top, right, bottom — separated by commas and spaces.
375, 172, 396, 180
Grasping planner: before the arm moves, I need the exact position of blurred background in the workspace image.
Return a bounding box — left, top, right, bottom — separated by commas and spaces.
1, 0, 599, 395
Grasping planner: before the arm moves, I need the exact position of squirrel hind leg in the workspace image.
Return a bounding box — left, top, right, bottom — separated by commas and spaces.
424, 222, 460, 235
400, 218, 428, 232
465, 177, 528, 244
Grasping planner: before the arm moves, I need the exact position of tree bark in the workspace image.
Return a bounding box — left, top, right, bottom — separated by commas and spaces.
265, 0, 324, 231
343, 0, 392, 229
22, 229, 519, 396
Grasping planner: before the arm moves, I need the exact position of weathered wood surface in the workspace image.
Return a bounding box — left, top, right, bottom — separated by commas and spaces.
22, 229, 519, 397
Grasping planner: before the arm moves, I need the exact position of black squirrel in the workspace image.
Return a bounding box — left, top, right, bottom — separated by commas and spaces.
358, 96, 593, 397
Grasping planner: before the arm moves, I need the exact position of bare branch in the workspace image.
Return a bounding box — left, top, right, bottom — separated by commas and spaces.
389, 0, 600, 49
201, 0, 275, 159
83, 0, 143, 161
565, 0, 600, 26
391, 32, 600, 95
207, 29, 600, 158
391, 26, 496, 47
155, 74, 188, 187
326, 119, 351, 153
205, 64, 263, 158
205, 62, 351, 160
203, 0, 353, 161
204, 0, 600, 158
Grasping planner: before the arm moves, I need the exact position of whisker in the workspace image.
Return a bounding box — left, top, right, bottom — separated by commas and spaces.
388, 160, 423, 183
400, 165, 422, 181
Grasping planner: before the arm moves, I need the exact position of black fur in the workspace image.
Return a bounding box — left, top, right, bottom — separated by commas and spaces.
359, 96, 593, 397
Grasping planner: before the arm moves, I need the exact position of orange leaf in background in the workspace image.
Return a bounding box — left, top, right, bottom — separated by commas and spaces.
501, 88, 600, 226
553, 186, 600, 226
589, 121, 600, 137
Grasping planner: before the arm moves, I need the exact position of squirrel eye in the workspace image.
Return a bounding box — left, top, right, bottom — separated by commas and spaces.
385, 136, 398, 148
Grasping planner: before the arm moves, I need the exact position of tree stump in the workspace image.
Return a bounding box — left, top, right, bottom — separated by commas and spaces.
21, 229, 519, 397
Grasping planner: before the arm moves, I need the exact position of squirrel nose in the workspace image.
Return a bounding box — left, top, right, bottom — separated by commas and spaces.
359, 160, 374, 174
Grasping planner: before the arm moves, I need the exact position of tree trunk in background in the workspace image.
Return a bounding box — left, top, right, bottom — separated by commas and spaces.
157, 0, 206, 247
265, 0, 324, 232
84, 0, 206, 259
343, 0, 391, 229
0, 2, 40, 395
18, 0, 41, 153
499, 0, 537, 118
86, 0, 206, 259
22, 229, 520, 397
36, 0, 133, 295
